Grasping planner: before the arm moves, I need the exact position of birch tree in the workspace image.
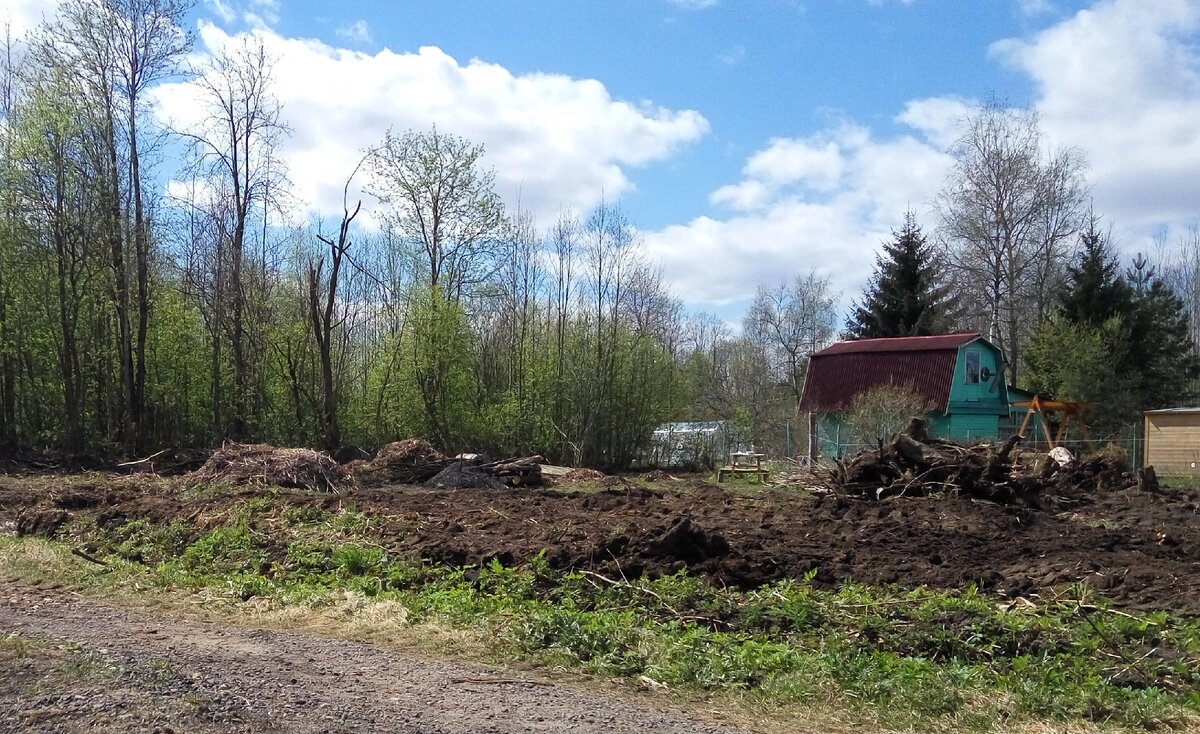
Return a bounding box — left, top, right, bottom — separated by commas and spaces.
936, 101, 1087, 384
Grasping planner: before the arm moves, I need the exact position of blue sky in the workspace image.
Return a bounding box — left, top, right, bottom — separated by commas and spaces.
267, 0, 1052, 229
9, 0, 1200, 322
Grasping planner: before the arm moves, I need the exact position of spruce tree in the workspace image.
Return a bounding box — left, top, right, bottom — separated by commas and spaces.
845, 212, 951, 339
1032, 220, 1200, 427
1128, 281, 1200, 410
1058, 220, 1131, 327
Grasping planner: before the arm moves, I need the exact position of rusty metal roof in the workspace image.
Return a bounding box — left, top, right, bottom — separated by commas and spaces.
798, 333, 982, 414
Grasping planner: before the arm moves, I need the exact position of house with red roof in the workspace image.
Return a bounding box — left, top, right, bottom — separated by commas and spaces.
798, 332, 1011, 456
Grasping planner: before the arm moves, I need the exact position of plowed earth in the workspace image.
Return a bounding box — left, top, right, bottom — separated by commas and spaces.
4, 475, 1200, 613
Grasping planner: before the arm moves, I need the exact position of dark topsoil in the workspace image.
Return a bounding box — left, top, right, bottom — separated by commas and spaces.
3, 474, 1199, 613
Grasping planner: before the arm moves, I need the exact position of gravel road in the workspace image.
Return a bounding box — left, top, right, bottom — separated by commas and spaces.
1, 580, 743, 734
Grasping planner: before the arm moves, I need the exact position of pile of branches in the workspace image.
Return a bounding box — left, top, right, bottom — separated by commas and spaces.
828, 419, 1041, 505
353, 439, 448, 485
190, 442, 352, 493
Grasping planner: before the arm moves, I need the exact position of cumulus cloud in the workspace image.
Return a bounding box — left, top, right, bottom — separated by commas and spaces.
991, 0, 1200, 229
3, 0, 62, 37
153, 23, 709, 227
336, 19, 372, 45
895, 96, 975, 150
646, 121, 953, 307
1017, 0, 1055, 16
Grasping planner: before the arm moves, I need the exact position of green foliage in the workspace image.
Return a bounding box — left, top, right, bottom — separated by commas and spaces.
1025, 317, 1127, 424
845, 212, 953, 339
1026, 226, 1200, 428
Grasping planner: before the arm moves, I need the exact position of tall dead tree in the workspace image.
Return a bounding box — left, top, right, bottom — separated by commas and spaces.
307, 166, 362, 451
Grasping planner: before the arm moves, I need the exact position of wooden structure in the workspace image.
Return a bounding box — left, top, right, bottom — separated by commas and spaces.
1012, 396, 1095, 450
718, 452, 768, 483
1143, 408, 1200, 475
799, 333, 1011, 457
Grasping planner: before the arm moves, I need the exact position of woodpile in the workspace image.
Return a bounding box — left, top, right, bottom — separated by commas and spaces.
351, 438, 547, 488
485, 456, 546, 487
827, 419, 1146, 507
353, 439, 448, 485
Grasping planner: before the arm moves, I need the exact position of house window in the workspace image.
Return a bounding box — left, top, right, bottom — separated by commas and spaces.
965, 350, 981, 384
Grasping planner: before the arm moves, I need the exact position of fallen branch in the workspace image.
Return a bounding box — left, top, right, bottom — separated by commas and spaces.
71, 547, 107, 566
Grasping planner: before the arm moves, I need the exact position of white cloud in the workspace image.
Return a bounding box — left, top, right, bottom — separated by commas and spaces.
894, 96, 975, 150
2, 0, 62, 37
666, 0, 720, 9
991, 0, 1200, 231
646, 121, 952, 307
153, 23, 709, 228
1017, 0, 1055, 16
716, 45, 745, 65
336, 19, 372, 45
204, 0, 237, 24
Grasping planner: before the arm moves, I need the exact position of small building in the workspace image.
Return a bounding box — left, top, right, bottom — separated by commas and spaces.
647, 420, 733, 469
1143, 408, 1200, 475
799, 332, 1010, 456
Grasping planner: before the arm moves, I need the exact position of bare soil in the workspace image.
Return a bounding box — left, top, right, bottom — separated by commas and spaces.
3, 473, 1200, 613
0, 580, 740, 734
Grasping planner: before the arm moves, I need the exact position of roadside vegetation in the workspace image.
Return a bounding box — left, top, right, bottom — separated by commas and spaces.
4, 493, 1198, 734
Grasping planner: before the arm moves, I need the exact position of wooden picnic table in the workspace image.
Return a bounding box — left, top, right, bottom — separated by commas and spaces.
718, 452, 768, 483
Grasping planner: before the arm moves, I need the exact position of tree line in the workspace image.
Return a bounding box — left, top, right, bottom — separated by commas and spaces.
0, 3, 1195, 464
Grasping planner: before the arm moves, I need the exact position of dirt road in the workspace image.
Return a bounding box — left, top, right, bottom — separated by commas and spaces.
0, 581, 741, 734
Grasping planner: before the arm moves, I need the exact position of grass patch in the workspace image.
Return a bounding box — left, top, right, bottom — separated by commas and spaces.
6, 497, 1200, 734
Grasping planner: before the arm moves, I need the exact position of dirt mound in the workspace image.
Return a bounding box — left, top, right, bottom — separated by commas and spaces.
422, 462, 505, 490
641, 515, 731, 565
559, 468, 607, 483
15, 509, 69, 537
189, 443, 350, 492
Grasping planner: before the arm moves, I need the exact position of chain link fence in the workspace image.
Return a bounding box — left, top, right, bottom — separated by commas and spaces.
798, 421, 1145, 468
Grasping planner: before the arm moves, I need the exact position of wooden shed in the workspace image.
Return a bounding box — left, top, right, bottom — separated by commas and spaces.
1143, 408, 1200, 475
799, 333, 1011, 456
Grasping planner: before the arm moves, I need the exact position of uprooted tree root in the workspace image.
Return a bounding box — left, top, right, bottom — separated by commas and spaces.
828, 419, 1146, 506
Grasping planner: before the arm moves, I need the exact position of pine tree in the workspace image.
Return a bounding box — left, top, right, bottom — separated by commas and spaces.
845, 212, 951, 339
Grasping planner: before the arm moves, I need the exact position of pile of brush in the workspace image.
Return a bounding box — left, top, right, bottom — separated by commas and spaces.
189, 442, 352, 492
